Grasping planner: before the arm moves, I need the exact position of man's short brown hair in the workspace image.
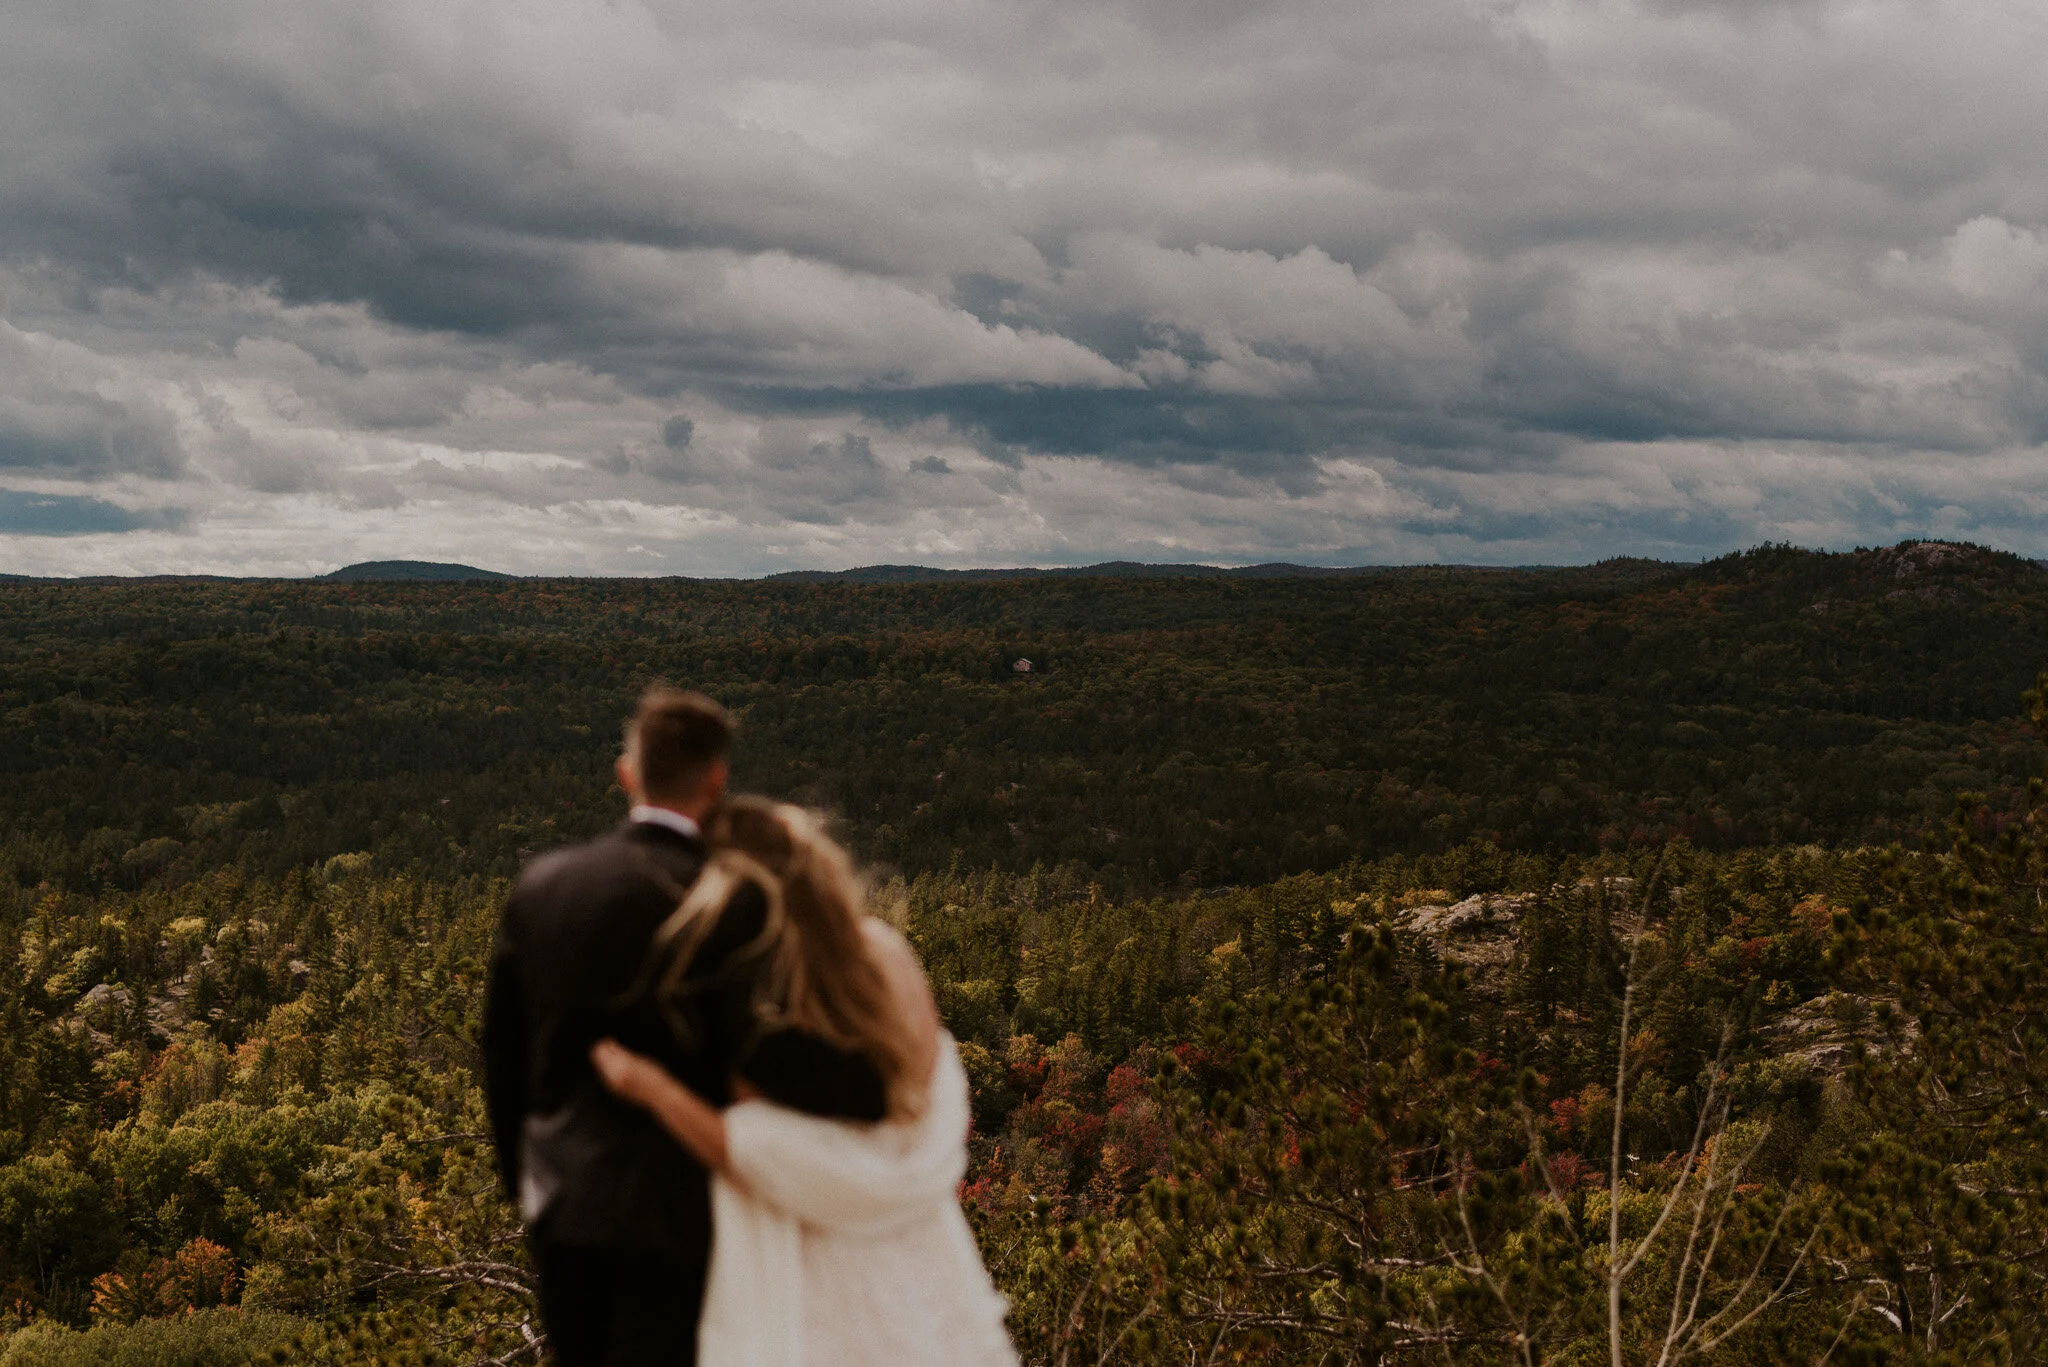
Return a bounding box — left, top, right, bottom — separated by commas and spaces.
625, 688, 734, 801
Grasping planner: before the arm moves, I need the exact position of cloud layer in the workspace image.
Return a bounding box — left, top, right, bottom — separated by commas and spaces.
2, 0, 2045, 574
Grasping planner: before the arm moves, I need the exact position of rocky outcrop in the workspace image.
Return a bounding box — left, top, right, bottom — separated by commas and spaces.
1400, 894, 1531, 988
1756, 993, 1907, 1073
1399, 879, 1638, 988
1399, 888, 1893, 1078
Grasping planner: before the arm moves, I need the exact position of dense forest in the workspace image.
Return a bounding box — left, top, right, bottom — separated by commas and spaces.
4, 539, 2046, 895
1, 539, 2046, 1363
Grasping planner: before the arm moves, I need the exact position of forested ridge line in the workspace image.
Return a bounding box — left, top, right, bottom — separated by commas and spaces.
3, 540, 2044, 894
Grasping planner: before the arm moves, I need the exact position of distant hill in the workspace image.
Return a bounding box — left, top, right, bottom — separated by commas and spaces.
760, 559, 1702, 584
322, 560, 515, 582
764, 560, 1406, 584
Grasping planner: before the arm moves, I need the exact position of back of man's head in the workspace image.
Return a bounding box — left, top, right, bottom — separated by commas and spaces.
625, 689, 734, 804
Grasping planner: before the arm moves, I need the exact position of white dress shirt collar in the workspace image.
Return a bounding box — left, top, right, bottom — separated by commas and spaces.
628, 804, 703, 841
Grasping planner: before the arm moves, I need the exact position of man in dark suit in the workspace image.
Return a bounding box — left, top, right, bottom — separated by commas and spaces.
483, 689, 882, 1366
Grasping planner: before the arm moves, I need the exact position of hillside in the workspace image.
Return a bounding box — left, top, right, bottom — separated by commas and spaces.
2, 539, 2047, 1362
1, 541, 2042, 894
319, 560, 515, 582
0, 786, 2037, 1361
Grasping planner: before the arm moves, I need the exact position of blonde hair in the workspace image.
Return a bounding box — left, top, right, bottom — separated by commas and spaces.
652, 798, 926, 1118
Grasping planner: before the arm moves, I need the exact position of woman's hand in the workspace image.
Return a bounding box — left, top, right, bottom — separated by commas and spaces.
589, 1038, 732, 1172
591, 1038, 663, 1108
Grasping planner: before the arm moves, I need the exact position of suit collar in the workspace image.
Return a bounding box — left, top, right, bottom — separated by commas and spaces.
618, 814, 704, 855
627, 804, 702, 841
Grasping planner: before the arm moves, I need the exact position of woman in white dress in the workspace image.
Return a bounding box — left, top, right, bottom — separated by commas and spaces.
590, 799, 1017, 1367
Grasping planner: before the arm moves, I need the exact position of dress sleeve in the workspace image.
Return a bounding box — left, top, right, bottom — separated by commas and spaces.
724, 1037, 970, 1235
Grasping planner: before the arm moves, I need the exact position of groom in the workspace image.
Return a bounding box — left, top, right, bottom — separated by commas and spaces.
484, 688, 882, 1366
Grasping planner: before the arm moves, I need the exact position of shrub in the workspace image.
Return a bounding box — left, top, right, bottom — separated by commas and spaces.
0, 1308, 299, 1367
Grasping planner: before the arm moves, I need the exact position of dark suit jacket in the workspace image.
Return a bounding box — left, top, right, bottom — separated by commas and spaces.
482, 818, 885, 1263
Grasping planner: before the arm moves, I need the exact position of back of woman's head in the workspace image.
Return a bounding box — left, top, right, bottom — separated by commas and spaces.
703, 795, 800, 878
662, 797, 926, 1116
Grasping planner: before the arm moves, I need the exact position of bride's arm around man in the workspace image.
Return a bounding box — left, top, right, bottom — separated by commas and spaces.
594, 800, 1017, 1367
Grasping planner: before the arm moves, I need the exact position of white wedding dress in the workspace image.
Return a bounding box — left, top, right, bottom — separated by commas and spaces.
696, 1033, 1019, 1367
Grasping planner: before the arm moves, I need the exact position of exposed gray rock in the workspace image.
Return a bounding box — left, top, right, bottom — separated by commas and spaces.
1401, 894, 1531, 986
1757, 993, 1906, 1074
78, 982, 129, 1011
76, 981, 132, 1031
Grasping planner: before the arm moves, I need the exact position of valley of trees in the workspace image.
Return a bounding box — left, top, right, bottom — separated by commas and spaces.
1, 539, 2046, 1363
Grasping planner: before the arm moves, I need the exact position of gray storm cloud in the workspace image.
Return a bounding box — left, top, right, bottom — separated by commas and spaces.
0, 0, 2044, 574
0, 324, 186, 479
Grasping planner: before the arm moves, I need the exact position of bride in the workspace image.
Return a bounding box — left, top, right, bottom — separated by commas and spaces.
591, 798, 1017, 1367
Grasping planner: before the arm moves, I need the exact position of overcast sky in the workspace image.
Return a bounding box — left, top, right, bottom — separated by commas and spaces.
2, 0, 2045, 575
